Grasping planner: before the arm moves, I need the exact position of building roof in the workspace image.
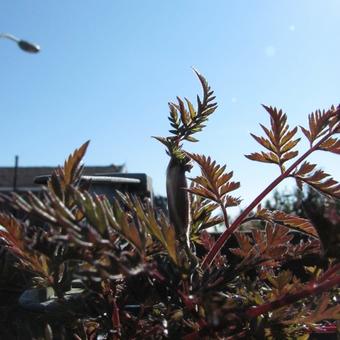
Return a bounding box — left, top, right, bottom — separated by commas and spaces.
0, 165, 124, 191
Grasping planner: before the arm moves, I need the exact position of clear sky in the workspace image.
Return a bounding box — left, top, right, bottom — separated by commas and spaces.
1, 1, 339, 208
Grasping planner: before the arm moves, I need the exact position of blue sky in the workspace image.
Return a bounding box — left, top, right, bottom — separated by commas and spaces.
1, 1, 339, 208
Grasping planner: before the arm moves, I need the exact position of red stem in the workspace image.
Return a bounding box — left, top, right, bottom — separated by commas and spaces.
183, 274, 340, 339
317, 262, 340, 282
245, 274, 340, 318
112, 298, 121, 339
183, 332, 200, 340
311, 324, 337, 334
221, 203, 229, 229
202, 129, 336, 269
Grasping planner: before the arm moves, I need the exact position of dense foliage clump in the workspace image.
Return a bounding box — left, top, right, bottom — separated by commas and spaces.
0, 71, 339, 339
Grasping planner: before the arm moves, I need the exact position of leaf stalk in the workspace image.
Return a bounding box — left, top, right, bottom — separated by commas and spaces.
245, 268, 340, 318
202, 127, 338, 268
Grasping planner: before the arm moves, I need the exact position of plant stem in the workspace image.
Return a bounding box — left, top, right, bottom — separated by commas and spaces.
311, 324, 337, 334
112, 298, 121, 339
220, 203, 229, 229
245, 273, 340, 318
317, 262, 340, 282
183, 267, 339, 338
202, 129, 337, 269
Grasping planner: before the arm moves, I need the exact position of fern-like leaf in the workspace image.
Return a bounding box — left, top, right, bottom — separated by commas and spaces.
186, 153, 240, 208
319, 137, 340, 154
230, 224, 293, 267
0, 213, 50, 278
300, 106, 339, 146
253, 206, 318, 237
0, 213, 26, 257
59, 141, 89, 186
115, 192, 180, 265
271, 211, 318, 237
245, 105, 300, 173
166, 70, 217, 143
302, 293, 340, 323
283, 293, 340, 325
293, 161, 340, 198
190, 194, 222, 240
47, 141, 90, 205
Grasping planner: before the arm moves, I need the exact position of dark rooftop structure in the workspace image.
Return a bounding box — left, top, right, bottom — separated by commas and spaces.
0, 165, 124, 193
0, 164, 154, 211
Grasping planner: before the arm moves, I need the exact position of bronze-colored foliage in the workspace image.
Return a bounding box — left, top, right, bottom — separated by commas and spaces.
230, 224, 293, 267
203, 104, 339, 268
167, 69, 217, 143
284, 293, 340, 325
0, 213, 27, 257
48, 140, 89, 204
153, 70, 217, 151
186, 153, 240, 228
115, 192, 179, 265
293, 161, 340, 198
300, 106, 339, 146
319, 137, 340, 154
154, 70, 219, 267
59, 140, 89, 187
0, 213, 50, 281
245, 105, 300, 172
0, 72, 339, 339
189, 194, 222, 239
254, 205, 318, 237
187, 154, 240, 206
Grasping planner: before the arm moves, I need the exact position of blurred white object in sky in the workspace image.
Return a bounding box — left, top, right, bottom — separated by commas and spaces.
265, 45, 276, 57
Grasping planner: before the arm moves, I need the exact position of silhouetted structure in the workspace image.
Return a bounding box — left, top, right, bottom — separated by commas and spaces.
0, 165, 124, 194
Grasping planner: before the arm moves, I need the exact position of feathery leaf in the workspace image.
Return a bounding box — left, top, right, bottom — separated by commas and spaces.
293, 162, 340, 198
186, 153, 240, 207
245, 106, 300, 172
